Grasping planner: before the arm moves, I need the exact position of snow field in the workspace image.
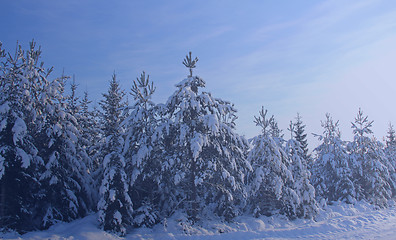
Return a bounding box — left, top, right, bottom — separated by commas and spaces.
3, 201, 396, 240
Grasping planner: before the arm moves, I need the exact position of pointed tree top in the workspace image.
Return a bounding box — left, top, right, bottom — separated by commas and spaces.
254, 107, 276, 136
386, 122, 396, 147
130, 71, 156, 103
182, 51, 198, 77
351, 108, 373, 137
287, 120, 295, 139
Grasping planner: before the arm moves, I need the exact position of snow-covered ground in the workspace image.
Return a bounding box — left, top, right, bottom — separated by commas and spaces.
2, 202, 396, 240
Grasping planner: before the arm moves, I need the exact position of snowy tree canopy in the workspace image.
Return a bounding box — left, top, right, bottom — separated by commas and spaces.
31, 68, 94, 229
247, 108, 297, 218
0, 41, 52, 232
285, 121, 318, 218
349, 109, 393, 207
312, 114, 355, 204
122, 71, 160, 227
98, 73, 132, 236
153, 52, 251, 221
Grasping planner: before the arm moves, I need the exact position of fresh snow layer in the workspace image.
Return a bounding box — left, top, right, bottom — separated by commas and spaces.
2, 202, 396, 240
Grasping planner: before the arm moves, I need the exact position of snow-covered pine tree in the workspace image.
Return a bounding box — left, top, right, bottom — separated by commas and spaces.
0, 42, 44, 232
311, 114, 355, 204
79, 91, 104, 171
97, 73, 132, 236
65, 80, 95, 209
79, 91, 103, 203
78, 91, 101, 169
122, 71, 159, 227
349, 109, 393, 207
385, 123, 396, 148
247, 108, 296, 218
36, 74, 92, 229
67, 76, 79, 116
155, 52, 251, 221
285, 121, 317, 218
384, 123, 396, 196
293, 113, 311, 163
269, 116, 283, 139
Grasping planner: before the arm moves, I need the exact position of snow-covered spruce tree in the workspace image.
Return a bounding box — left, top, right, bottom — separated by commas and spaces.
384, 123, 396, 194
384, 123, 396, 196
66, 79, 96, 171
122, 71, 160, 227
293, 113, 311, 164
78, 91, 100, 168
311, 114, 355, 204
80, 91, 104, 172
247, 108, 297, 218
67, 76, 79, 117
269, 116, 283, 140
155, 52, 251, 221
285, 121, 318, 218
0, 42, 45, 232
349, 109, 393, 207
65, 80, 96, 208
36, 74, 93, 229
97, 73, 132, 236
385, 123, 396, 148
79, 91, 103, 203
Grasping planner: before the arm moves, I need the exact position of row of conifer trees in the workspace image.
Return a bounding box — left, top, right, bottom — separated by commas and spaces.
1, 42, 396, 236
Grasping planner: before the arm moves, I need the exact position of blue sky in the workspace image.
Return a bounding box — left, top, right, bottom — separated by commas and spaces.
2, 0, 396, 146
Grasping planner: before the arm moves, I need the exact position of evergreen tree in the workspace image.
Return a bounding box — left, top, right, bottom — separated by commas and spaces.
155, 52, 251, 221
78, 91, 99, 169
79, 91, 103, 203
293, 113, 310, 162
285, 121, 318, 218
247, 108, 296, 218
0, 41, 94, 232
66, 80, 95, 208
385, 123, 396, 148
269, 116, 283, 139
384, 123, 396, 196
311, 114, 355, 204
67, 76, 79, 116
97, 73, 132, 236
0, 42, 44, 232
36, 75, 92, 229
349, 109, 393, 206
122, 71, 159, 227
80, 92, 103, 170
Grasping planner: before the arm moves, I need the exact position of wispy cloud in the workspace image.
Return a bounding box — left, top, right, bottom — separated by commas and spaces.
193, 0, 396, 140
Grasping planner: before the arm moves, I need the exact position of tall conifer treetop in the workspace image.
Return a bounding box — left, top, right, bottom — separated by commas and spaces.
287, 121, 295, 139
386, 123, 396, 147
293, 113, 309, 159
182, 52, 198, 78
351, 108, 373, 138
254, 107, 273, 136
130, 71, 155, 104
